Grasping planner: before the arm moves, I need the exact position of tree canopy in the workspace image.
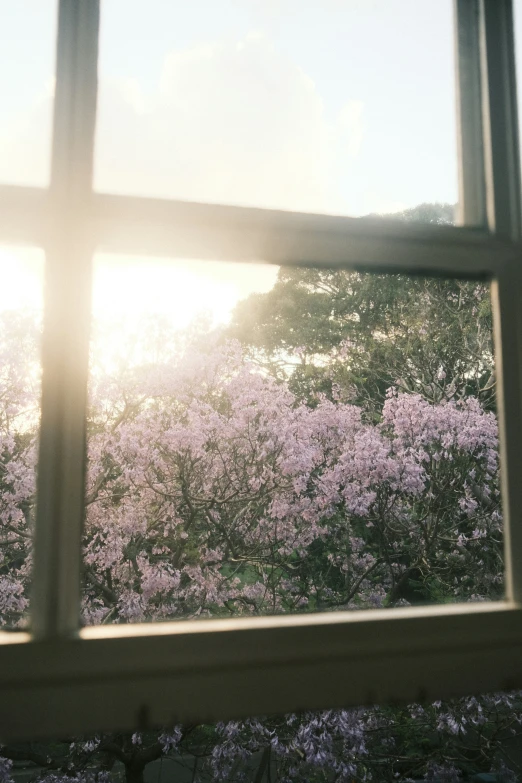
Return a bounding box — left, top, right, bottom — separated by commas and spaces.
0, 204, 518, 783
229, 204, 494, 412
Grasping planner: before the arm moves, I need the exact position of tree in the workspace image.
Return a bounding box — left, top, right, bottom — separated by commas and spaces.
228, 204, 494, 413
0, 311, 40, 629
0, 227, 518, 781
80, 328, 503, 624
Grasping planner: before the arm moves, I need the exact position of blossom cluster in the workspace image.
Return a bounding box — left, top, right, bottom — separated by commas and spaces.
0, 317, 513, 782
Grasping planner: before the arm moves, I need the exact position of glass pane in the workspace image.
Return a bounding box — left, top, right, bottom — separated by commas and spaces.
0, 247, 44, 630
83, 251, 500, 625
94, 0, 457, 220
0, 1, 57, 187
2, 690, 521, 781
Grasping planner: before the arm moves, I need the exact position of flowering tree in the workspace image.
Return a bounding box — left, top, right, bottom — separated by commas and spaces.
229, 270, 494, 411
80, 336, 502, 624
0, 300, 518, 781
0, 311, 40, 628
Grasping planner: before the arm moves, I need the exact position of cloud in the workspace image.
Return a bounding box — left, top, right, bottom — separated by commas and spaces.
0, 83, 54, 188
0, 32, 366, 217
336, 100, 365, 161
94, 34, 358, 214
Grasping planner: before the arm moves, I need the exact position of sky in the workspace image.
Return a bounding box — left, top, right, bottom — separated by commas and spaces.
0, 0, 459, 213
0, 0, 521, 326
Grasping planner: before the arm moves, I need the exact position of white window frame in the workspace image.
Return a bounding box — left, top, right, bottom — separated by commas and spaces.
1, 0, 522, 742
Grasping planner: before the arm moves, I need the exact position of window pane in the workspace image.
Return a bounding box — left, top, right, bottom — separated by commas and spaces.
0, 247, 44, 630
2, 690, 521, 781
83, 249, 500, 625
94, 0, 457, 220
0, 1, 57, 187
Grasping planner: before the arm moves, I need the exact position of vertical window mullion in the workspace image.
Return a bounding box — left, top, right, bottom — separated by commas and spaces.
32, 0, 100, 638
478, 0, 522, 605
480, 0, 522, 241
493, 263, 522, 606
454, 0, 487, 226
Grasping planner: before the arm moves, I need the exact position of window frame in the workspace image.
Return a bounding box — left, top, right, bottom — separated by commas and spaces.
1, 0, 522, 741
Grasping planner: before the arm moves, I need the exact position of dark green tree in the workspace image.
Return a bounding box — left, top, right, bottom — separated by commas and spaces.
229, 204, 494, 413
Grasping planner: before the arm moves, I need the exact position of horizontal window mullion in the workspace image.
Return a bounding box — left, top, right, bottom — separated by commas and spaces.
88, 192, 514, 277
0, 602, 522, 741
2, 184, 516, 280
5, 645, 522, 742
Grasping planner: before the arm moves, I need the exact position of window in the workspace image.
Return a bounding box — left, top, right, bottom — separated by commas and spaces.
1, 0, 522, 742
93, 0, 458, 214
0, 0, 57, 187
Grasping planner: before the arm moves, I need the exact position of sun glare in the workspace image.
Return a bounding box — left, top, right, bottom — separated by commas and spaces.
0, 247, 44, 312
92, 255, 278, 328
0, 248, 277, 341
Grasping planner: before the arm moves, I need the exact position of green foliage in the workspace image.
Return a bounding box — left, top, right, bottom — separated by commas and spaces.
229, 203, 495, 413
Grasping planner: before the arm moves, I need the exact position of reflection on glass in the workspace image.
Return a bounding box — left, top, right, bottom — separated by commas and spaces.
94, 0, 457, 218
0, 1, 57, 186
0, 247, 44, 630
1, 691, 521, 782
84, 236, 500, 626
